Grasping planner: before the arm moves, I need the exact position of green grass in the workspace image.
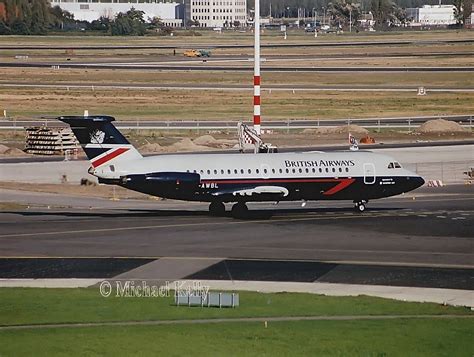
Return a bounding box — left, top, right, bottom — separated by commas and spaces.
0, 288, 472, 356
0, 288, 470, 326
0, 319, 472, 356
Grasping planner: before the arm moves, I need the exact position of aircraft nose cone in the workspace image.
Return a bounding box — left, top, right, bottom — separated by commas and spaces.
409, 176, 425, 190
416, 176, 425, 188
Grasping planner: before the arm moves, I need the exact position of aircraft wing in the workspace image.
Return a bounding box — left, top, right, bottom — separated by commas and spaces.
212, 185, 289, 198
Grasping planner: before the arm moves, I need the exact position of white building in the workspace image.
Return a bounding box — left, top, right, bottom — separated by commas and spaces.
407, 5, 456, 26
51, 0, 184, 27
186, 0, 247, 28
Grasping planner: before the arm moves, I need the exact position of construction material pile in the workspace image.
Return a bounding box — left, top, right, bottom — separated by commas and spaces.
25, 127, 79, 155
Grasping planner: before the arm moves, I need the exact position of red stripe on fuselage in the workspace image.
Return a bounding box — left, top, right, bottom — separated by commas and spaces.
91, 148, 129, 168
322, 178, 356, 195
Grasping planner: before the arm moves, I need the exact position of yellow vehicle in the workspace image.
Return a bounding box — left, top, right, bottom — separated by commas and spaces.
183, 49, 211, 57
184, 49, 201, 57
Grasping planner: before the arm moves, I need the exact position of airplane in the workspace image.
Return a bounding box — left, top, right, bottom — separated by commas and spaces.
58, 115, 425, 217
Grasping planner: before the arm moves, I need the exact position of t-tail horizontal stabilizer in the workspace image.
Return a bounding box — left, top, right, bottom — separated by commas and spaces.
57, 115, 142, 177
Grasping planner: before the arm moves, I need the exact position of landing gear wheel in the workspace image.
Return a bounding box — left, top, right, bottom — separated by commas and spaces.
209, 201, 225, 216
353, 200, 367, 213
231, 202, 248, 218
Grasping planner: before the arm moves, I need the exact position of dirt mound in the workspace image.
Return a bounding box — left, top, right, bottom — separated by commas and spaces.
193, 135, 237, 148
303, 124, 369, 136
416, 119, 466, 133
140, 143, 165, 153
171, 138, 212, 152
0, 144, 9, 154
0, 144, 26, 156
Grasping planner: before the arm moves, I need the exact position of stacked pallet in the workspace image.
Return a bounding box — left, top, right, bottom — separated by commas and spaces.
25, 127, 79, 155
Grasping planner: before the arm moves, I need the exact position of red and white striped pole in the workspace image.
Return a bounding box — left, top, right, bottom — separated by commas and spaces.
253, 0, 261, 136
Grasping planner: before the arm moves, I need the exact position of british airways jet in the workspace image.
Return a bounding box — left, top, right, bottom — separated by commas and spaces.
58, 115, 425, 217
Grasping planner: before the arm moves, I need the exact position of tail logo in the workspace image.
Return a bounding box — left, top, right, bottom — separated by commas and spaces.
90, 129, 105, 144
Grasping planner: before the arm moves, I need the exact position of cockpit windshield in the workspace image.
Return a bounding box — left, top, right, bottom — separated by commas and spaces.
388, 162, 402, 169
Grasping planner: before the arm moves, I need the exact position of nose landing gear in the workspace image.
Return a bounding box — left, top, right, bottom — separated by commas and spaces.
354, 200, 368, 212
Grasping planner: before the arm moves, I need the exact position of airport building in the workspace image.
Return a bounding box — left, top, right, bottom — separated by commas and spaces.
185, 0, 247, 28
406, 5, 456, 26
51, 0, 185, 27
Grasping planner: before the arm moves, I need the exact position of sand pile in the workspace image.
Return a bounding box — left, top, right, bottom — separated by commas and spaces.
140, 135, 237, 153
172, 138, 212, 152
0, 144, 26, 156
140, 143, 165, 153
416, 119, 466, 134
193, 135, 237, 148
303, 124, 368, 136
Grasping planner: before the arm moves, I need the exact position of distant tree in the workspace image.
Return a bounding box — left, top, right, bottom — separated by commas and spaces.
49, 5, 75, 30
464, 0, 473, 27
370, 0, 403, 28
89, 16, 110, 32
328, 0, 361, 28
186, 19, 200, 27
110, 7, 146, 35
452, 0, 464, 25
147, 16, 163, 31
0, 20, 11, 35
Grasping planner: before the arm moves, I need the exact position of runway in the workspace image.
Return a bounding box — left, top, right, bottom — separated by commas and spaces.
0, 185, 472, 290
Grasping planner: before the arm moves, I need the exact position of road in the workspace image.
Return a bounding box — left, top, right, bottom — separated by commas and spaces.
1, 115, 473, 130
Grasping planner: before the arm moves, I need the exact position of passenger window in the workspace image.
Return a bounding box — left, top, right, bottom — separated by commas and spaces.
193, 170, 197, 173
221, 169, 224, 174
279, 169, 283, 173
272, 169, 275, 174
292, 169, 296, 174
332, 168, 336, 173
345, 167, 349, 173
319, 168, 322, 173
234, 169, 238, 174
264, 169, 268, 174
325, 168, 329, 173
200, 170, 204, 174
214, 169, 217, 174
240, 169, 244, 174
256, 169, 260, 174
207, 169, 211, 174
248, 169, 252, 174
305, 168, 309, 173
227, 169, 231, 174
339, 168, 342, 173
286, 169, 289, 174
299, 168, 302, 173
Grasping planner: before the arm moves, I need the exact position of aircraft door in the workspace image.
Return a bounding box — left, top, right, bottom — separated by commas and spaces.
363, 163, 376, 184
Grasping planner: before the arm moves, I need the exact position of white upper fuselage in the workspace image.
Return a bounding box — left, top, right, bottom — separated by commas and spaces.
96, 150, 415, 181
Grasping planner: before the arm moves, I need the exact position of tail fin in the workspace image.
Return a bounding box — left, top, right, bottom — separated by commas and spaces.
58, 115, 142, 170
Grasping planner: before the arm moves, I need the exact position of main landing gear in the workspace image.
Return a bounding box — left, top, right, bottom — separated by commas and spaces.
209, 201, 226, 216
231, 202, 248, 218
353, 200, 368, 213
209, 201, 249, 218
